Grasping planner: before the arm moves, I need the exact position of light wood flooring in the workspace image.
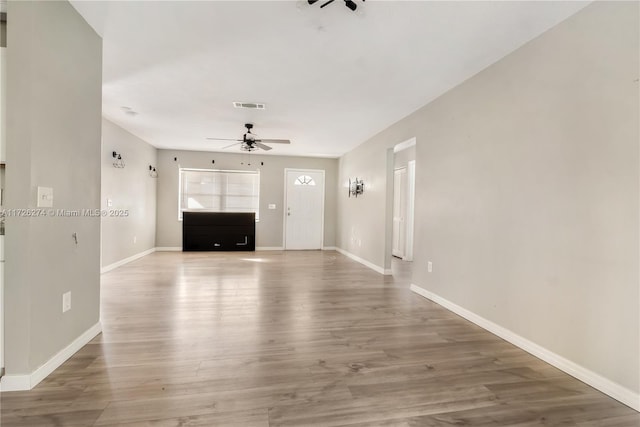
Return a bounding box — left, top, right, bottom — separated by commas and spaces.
1, 250, 638, 426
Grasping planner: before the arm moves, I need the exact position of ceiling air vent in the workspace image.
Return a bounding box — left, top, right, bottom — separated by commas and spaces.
233, 102, 266, 110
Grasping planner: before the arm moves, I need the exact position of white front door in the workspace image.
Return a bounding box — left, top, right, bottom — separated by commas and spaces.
392, 167, 407, 258
284, 169, 324, 250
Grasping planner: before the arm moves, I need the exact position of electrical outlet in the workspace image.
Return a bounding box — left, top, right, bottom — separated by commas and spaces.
133, 236, 137, 244
268, 204, 276, 210
62, 291, 71, 313
427, 261, 433, 273
107, 198, 113, 207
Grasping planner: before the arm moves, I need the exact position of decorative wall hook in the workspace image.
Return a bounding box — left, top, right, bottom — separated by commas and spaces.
149, 165, 158, 178
112, 151, 125, 168
348, 178, 364, 197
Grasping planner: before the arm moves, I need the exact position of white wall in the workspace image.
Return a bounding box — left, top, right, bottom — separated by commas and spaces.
337, 1, 639, 405
101, 119, 157, 268
156, 149, 337, 249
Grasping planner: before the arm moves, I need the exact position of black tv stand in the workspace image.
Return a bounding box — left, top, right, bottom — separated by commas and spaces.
182, 212, 256, 251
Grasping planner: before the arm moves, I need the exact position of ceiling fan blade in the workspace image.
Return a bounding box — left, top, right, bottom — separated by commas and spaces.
254, 142, 272, 151
221, 142, 242, 149
206, 137, 242, 142
257, 139, 291, 144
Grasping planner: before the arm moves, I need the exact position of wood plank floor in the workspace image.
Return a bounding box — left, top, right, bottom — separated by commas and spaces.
1, 251, 638, 426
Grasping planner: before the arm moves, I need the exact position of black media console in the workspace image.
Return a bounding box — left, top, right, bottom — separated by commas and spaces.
182, 212, 256, 251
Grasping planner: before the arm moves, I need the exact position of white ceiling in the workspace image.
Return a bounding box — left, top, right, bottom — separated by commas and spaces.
70, 0, 588, 158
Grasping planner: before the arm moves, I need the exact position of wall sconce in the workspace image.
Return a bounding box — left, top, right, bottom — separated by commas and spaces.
149, 165, 158, 178
348, 178, 364, 197
112, 151, 125, 168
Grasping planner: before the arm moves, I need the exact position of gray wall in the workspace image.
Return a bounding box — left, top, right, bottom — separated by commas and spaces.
101, 119, 157, 267
337, 147, 390, 266
156, 150, 337, 248
5, 1, 102, 374
338, 2, 639, 395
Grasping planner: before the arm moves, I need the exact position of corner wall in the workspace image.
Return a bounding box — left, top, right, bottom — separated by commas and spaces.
337, 147, 391, 268
4, 0, 102, 378
337, 1, 639, 406
101, 119, 157, 269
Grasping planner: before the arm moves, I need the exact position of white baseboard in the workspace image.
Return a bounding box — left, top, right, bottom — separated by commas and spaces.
101, 248, 156, 274
0, 374, 30, 391
322, 246, 337, 251
256, 247, 284, 251
155, 247, 182, 252
334, 247, 391, 275
409, 284, 640, 412
1, 322, 102, 392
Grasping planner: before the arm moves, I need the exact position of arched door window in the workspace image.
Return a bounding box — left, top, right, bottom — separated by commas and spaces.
294, 175, 316, 186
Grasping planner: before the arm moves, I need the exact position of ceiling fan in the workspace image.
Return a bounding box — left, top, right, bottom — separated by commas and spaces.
207, 123, 291, 152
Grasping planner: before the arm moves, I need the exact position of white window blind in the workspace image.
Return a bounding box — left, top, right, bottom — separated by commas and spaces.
179, 168, 260, 220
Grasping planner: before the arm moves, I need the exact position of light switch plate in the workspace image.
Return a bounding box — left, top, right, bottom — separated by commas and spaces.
37, 186, 54, 207
62, 291, 71, 313
107, 198, 113, 207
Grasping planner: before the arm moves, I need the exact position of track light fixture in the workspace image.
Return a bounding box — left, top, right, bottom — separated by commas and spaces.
308, 0, 363, 12
149, 165, 158, 178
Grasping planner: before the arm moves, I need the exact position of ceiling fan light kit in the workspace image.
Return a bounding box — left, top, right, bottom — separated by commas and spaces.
207, 123, 291, 153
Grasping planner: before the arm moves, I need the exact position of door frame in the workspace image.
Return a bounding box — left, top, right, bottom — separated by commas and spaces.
283, 168, 326, 250
405, 160, 416, 261
384, 137, 416, 270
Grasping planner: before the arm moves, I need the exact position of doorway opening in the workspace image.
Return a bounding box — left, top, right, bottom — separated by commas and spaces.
389, 138, 416, 266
